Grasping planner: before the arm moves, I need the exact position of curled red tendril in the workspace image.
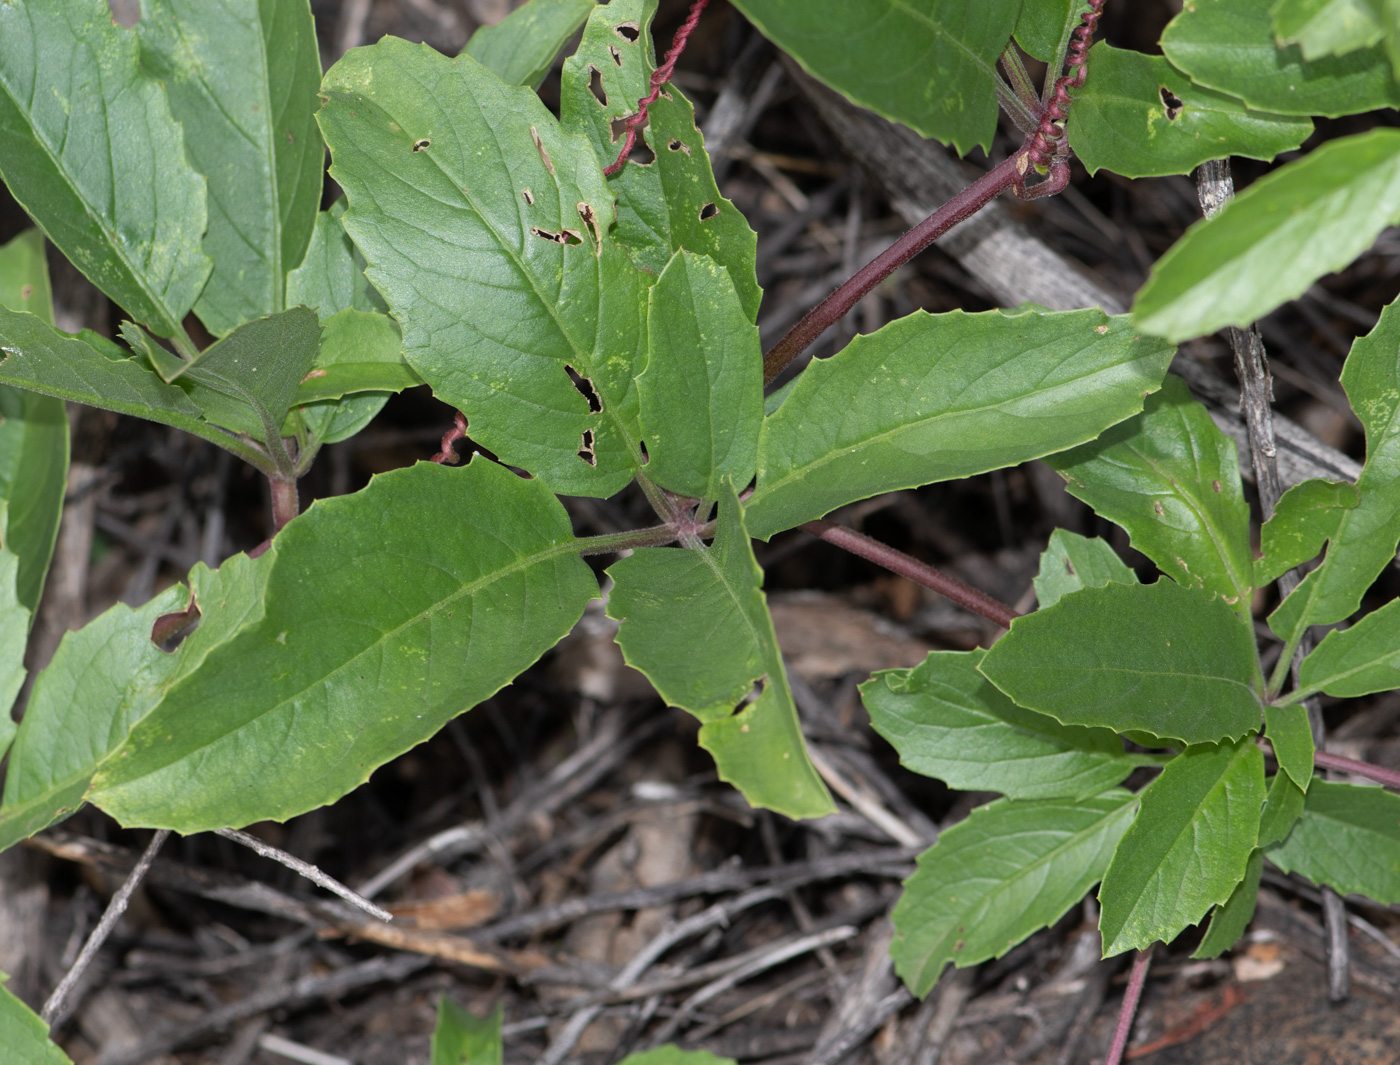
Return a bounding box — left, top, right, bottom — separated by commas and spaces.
1024, 0, 1105, 174
431, 410, 468, 464
604, 0, 711, 177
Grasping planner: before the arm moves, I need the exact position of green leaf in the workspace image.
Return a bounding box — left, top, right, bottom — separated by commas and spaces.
891, 790, 1137, 996
0, 549, 27, 757
87, 459, 598, 833
288, 309, 415, 446
746, 308, 1175, 541
1271, 295, 1400, 644
1264, 703, 1314, 789
728, 0, 1022, 155
1015, 0, 1090, 63
138, 0, 322, 336
1266, 779, 1400, 902
1046, 375, 1254, 618
464, 0, 596, 90
1296, 597, 1400, 700
0, 554, 271, 852
638, 253, 762, 499
1034, 530, 1137, 610
1272, 0, 1384, 59
1161, 0, 1400, 116
286, 201, 388, 318
607, 483, 833, 820
0, 0, 211, 339
1134, 130, 1400, 343
560, 0, 760, 320
1099, 737, 1264, 956
1067, 44, 1312, 179
1256, 478, 1359, 586
0, 974, 72, 1065
430, 998, 501, 1065
1193, 848, 1263, 959
1386, 0, 1400, 78
0, 230, 68, 617
980, 581, 1263, 745
863, 650, 1142, 800
1259, 771, 1307, 848
319, 37, 647, 497
619, 1050, 737, 1065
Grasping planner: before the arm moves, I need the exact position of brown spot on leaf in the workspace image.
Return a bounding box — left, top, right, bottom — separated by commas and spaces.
531, 227, 582, 246
300, 368, 328, 382
412, 138, 431, 152
1153, 501, 1165, 516
577, 202, 603, 253
1064, 558, 1076, 576
578, 429, 596, 466
530, 125, 555, 174
18, 284, 32, 301
1212, 480, 1222, 492
668, 137, 690, 155
608, 45, 623, 66
1159, 85, 1184, 120
522, 188, 534, 206
565, 365, 602, 412
615, 21, 640, 41
698, 201, 718, 221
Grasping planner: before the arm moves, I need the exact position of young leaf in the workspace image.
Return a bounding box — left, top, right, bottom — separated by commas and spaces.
286, 201, 388, 318
431, 998, 501, 1065
0, 230, 68, 617
607, 484, 834, 820
1046, 375, 1254, 618
1133, 130, 1400, 342
319, 37, 647, 497
1295, 597, 1400, 700
464, 0, 597, 90
0, 554, 271, 853
1067, 44, 1312, 179
1033, 530, 1137, 610
1272, 0, 1384, 59
87, 459, 598, 833
890, 790, 1137, 996
728, 0, 1022, 156
981, 581, 1262, 745
560, 0, 760, 320
1256, 478, 1359, 586
1161, 0, 1400, 116
1266, 780, 1400, 902
0, 0, 211, 339
0, 974, 73, 1065
1264, 703, 1314, 789
1098, 737, 1264, 956
289, 311, 416, 406
863, 650, 1143, 800
639, 253, 762, 500
138, 0, 322, 336
1259, 771, 1307, 848
1271, 296, 1400, 644
746, 308, 1175, 540
1192, 848, 1263, 959
1015, 0, 1088, 62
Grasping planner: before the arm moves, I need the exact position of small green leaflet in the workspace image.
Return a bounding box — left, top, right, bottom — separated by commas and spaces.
980, 581, 1263, 745
1258, 771, 1307, 848
0, 973, 73, 1065
1264, 703, 1314, 790
1192, 848, 1263, 959
1098, 737, 1264, 956
1266, 780, 1400, 903
0, 549, 26, 758
1033, 530, 1137, 610
1256, 478, 1358, 586
1015, 0, 1089, 63
1295, 596, 1400, 699
431, 998, 501, 1065
890, 790, 1137, 996
286, 201, 388, 318
862, 650, 1142, 801
463, 0, 597, 90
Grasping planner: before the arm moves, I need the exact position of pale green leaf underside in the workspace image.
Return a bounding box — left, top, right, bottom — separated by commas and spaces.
1098, 738, 1263, 956
1033, 530, 1137, 610
891, 790, 1136, 996
465, 0, 597, 90
0, 0, 211, 338
1134, 129, 1400, 343
746, 308, 1176, 541
1266, 780, 1400, 903
88, 459, 598, 833
728, 0, 1022, 156
1271, 0, 1384, 59
980, 581, 1263, 746
286, 201, 387, 318
863, 650, 1139, 800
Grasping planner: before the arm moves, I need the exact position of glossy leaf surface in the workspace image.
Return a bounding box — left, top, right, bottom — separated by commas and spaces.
1271, 0, 1384, 59
1267, 780, 1400, 902
88, 460, 597, 832
0, 975, 72, 1065
560, 0, 759, 319
728, 0, 1021, 155
465, 0, 597, 90
1161, 0, 1400, 116
1068, 44, 1312, 178
0, 0, 211, 338
431, 998, 501, 1065
1271, 296, 1400, 643
891, 790, 1137, 995
746, 308, 1175, 540
1256, 478, 1358, 586
638, 253, 762, 499
863, 650, 1141, 800
607, 485, 833, 819
320, 37, 647, 496
138, 0, 322, 336
1134, 130, 1400, 342
1192, 848, 1262, 959
1046, 375, 1254, 617
1033, 530, 1136, 610
1098, 738, 1264, 956
981, 581, 1262, 745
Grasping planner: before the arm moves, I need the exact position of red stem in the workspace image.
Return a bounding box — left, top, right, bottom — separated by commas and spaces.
269, 477, 299, 534
801, 520, 1020, 629
1312, 750, 1400, 791
1105, 947, 1153, 1065
604, 0, 711, 176
432, 410, 468, 464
